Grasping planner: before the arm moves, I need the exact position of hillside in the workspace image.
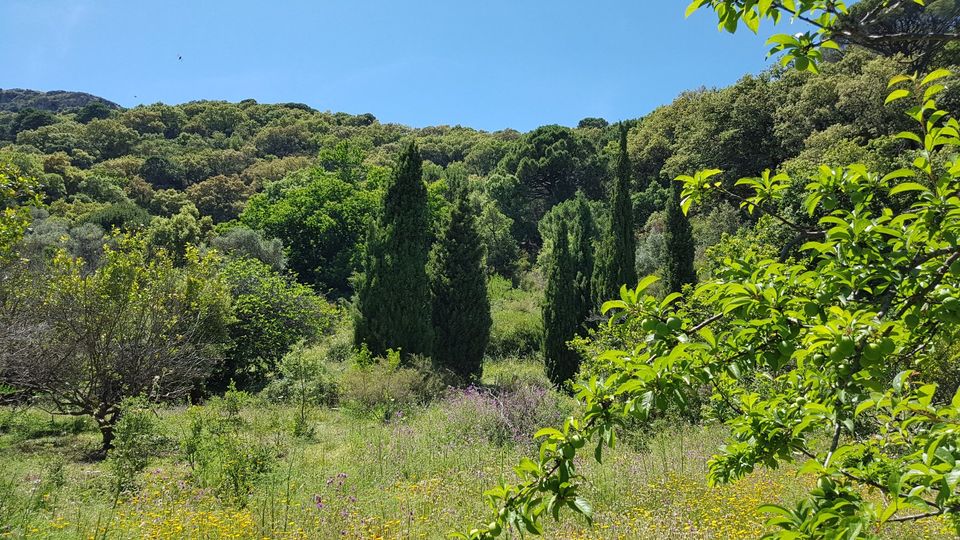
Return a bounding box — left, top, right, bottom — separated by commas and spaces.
0, 88, 120, 113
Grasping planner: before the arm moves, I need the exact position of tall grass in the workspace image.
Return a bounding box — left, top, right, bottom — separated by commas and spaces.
0, 357, 953, 539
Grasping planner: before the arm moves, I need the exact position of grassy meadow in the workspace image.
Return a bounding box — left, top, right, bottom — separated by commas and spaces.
0, 358, 952, 540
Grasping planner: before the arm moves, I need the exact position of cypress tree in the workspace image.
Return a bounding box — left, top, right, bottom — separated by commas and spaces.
663, 182, 696, 293
429, 187, 492, 381
592, 123, 637, 303
542, 221, 581, 387
354, 141, 433, 358
570, 195, 595, 327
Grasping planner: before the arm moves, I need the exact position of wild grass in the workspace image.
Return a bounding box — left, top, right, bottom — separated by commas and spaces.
0, 357, 953, 539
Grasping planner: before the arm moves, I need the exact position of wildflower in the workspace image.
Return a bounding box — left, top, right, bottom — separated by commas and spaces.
313, 494, 324, 510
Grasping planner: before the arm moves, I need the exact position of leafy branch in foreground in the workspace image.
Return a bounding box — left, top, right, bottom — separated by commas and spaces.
458, 70, 960, 540
686, 0, 959, 72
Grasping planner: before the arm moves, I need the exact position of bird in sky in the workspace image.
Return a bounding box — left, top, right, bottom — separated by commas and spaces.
178, 55, 183, 61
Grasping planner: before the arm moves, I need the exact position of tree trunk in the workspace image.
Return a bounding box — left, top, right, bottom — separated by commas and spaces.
99, 423, 114, 452
94, 412, 116, 453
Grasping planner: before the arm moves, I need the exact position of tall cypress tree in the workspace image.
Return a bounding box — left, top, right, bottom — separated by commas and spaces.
663, 182, 696, 293
354, 141, 433, 358
570, 195, 596, 327
542, 221, 581, 388
592, 123, 637, 303
430, 187, 491, 381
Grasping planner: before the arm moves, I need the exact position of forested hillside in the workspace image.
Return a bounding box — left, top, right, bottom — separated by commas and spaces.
3, 49, 948, 297
4, 1, 960, 538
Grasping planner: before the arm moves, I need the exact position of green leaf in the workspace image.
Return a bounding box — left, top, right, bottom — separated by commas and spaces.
758, 504, 794, 518
895, 131, 923, 145
922, 69, 952, 86
571, 496, 593, 521
855, 399, 875, 416
660, 292, 683, 310
636, 275, 659, 294
886, 89, 911, 105
534, 428, 563, 440
684, 0, 704, 17
881, 169, 916, 183
889, 182, 928, 196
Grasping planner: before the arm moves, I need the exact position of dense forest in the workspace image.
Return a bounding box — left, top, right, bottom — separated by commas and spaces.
4, 0, 960, 538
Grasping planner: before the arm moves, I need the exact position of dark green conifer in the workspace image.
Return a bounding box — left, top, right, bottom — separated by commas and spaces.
429, 187, 492, 381
570, 196, 596, 326
542, 221, 581, 387
663, 182, 696, 293
354, 141, 433, 358
593, 123, 637, 303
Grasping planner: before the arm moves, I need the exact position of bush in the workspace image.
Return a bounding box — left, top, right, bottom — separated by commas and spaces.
339, 355, 446, 420
180, 400, 276, 507
261, 344, 340, 437
487, 275, 542, 357
84, 201, 150, 232
215, 258, 336, 393
440, 380, 572, 447
107, 397, 165, 492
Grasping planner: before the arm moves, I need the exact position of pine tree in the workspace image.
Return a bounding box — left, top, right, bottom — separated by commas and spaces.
430, 187, 492, 381
592, 123, 637, 303
354, 141, 433, 358
663, 182, 696, 293
542, 221, 581, 387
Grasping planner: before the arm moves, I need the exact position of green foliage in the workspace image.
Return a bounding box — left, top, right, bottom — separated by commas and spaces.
662, 184, 697, 293
241, 167, 377, 294
185, 174, 253, 222
354, 141, 433, 359
84, 201, 150, 232
144, 204, 207, 264
339, 355, 445, 420
462, 71, 960, 539
140, 155, 183, 189
469, 185, 521, 277
1, 235, 231, 449
11, 108, 57, 138
262, 343, 340, 408
541, 222, 581, 388
180, 401, 276, 507
75, 102, 114, 124
496, 125, 605, 249
209, 225, 286, 271
430, 187, 492, 382
266, 344, 338, 437
0, 161, 41, 260
540, 193, 598, 330
593, 124, 638, 303
107, 397, 165, 492
216, 257, 335, 393
487, 275, 543, 358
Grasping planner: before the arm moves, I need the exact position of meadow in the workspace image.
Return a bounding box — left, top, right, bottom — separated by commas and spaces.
0, 357, 952, 540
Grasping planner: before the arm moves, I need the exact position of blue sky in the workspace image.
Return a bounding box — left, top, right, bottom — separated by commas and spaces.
0, 1, 801, 131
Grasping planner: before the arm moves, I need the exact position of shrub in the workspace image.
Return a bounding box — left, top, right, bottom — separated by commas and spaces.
261, 344, 339, 437
441, 381, 572, 448
107, 397, 164, 492
487, 275, 542, 357
339, 355, 445, 420
180, 400, 275, 507
214, 258, 336, 393
1, 236, 231, 450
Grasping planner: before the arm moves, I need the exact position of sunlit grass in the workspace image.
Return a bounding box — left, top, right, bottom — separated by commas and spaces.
0, 358, 953, 539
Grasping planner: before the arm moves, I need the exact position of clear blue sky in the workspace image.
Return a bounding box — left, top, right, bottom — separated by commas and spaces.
0, 1, 802, 132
